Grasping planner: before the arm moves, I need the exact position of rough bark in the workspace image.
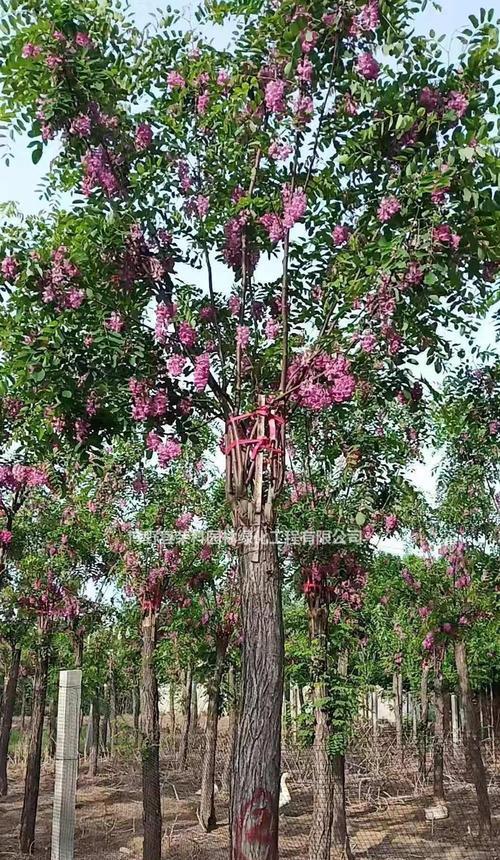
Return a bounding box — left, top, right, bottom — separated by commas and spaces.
48, 691, 58, 759
168, 682, 176, 739
179, 666, 192, 768
191, 679, 199, 736
418, 664, 430, 783
133, 683, 140, 749
0, 646, 21, 796
230, 533, 283, 860
199, 637, 228, 831
454, 640, 491, 835
309, 603, 332, 860
433, 663, 445, 805
19, 646, 49, 854
108, 661, 117, 757
223, 668, 238, 795
20, 678, 27, 731
393, 670, 404, 762
88, 695, 100, 777
331, 755, 353, 860
140, 612, 162, 860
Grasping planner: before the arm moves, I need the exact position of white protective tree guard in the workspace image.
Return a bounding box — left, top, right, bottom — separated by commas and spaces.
51, 670, 82, 860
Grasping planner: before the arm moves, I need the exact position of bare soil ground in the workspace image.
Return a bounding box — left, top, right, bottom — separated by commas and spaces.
1, 735, 499, 859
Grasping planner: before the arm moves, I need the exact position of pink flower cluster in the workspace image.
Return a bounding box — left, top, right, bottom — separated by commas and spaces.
105, 312, 124, 333
194, 353, 210, 391
129, 378, 168, 421
40, 245, 85, 311
350, 0, 380, 35
1, 256, 19, 281
265, 79, 286, 114
82, 146, 120, 197
268, 140, 293, 160
332, 225, 351, 246
178, 320, 197, 347
377, 195, 401, 223
135, 122, 153, 151
401, 567, 421, 591
260, 186, 307, 243
420, 87, 469, 119
302, 552, 367, 614
432, 224, 460, 250
146, 432, 182, 466
155, 301, 176, 343
167, 70, 186, 88
288, 351, 356, 411
356, 52, 380, 81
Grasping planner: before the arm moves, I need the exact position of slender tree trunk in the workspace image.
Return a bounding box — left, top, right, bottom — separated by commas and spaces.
433, 662, 445, 805
168, 682, 176, 737
199, 637, 228, 831
133, 683, 140, 749
393, 670, 404, 762
223, 668, 238, 795
48, 691, 58, 759
418, 664, 430, 782
230, 533, 283, 860
191, 679, 199, 736
140, 612, 162, 860
109, 662, 117, 757
21, 678, 27, 731
179, 666, 192, 768
331, 755, 352, 860
19, 645, 49, 854
454, 640, 491, 836
0, 646, 21, 796
309, 603, 332, 860
100, 688, 109, 756
84, 704, 93, 759
88, 695, 100, 777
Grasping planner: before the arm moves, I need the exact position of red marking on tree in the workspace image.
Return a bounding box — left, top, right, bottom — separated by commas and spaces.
234, 789, 276, 859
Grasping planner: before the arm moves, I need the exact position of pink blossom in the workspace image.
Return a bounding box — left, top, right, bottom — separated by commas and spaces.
300, 30, 319, 53
199, 305, 216, 322
260, 213, 284, 243
175, 512, 193, 530
195, 195, 210, 218
177, 160, 191, 193
422, 632, 435, 651
265, 79, 286, 113
70, 113, 92, 137
282, 186, 307, 229
74, 419, 89, 443
157, 439, 182, 466
362, 524, 375, 540
360, 332, 376, 353
446, 91, 469, 118
293, 94, 314, 124
200, 544, 213, 561
343, 94, 358, 116
431, 186, 449, 206
22, 43, 42, 59
377, 195, 401, 223
167, 355, 186, 377
155, 301, 176, 342
433, 224, 461, 249
268, 140, 293, 160
350, 0, 380, 35
217, 69, 230, 87
332, 225, 351, 246
82, 146, 120, 197
197, 91, 210, 115
420, 87, 441, 112
53, 31, 66, 43
228, 294, 241, 316
442, 622, 453, 634
146, 430, 162, 451
135, 122, 153, 151
297, 56, 313, 83
105, 312, 124, 333
46, 54, 63, 70
0, 530, 13, 546
356, 52, 380, 81
178, 320, 197, 347
1, 256, 19, 281
167, 70, 186, 88
75, 32, 95, 50
404, 261, 424, 287
237, 325, 250, 348
265, 318, 280, 341
194, 353, 210, 391
418, 606, 431, 619
489, 420, 499, 435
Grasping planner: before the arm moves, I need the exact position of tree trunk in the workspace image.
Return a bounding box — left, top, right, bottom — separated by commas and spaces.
21, 678, 27, 731
179, 666, 192, 768
230, 533, 283, 860
418, 664, 430, 783
331, 755, 352, 860
109, 662, 117, 757
454, 640, 491, 836
309, 685, 334, 860
451, 693, 460, 748
88, 695, 100, 777
19, 646, 49, 854
100, 688, 109, 756
199, 637, 228, 831
133, 683, 140, 749
393, 670, 403, 762
223, 668, 238, 795
84, 704, 93, 759
433, 662, 445, 805
140, 612, 162, 860
48, 691, 58, 759
191, 679, 199, 736
0, 646, 21, 796
169, 682, 176, 740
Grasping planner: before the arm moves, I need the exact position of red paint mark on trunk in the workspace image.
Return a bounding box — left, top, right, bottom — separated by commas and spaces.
235, 789, 276, 859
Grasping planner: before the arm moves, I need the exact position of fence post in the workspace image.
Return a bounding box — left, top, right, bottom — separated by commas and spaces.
51, 669, 82, 860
